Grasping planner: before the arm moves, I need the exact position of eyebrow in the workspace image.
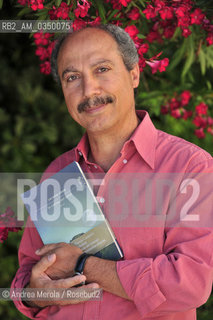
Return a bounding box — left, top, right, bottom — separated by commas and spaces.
62, 67, 78, 80
61, 59, 114, 80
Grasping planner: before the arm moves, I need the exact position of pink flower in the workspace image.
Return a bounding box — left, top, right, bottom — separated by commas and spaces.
159, 7, 174, 20
56, 2, 71, 19
207, 116, 213, 126
163, 25, 176, 38
154, 0, 166, 9
207, 127, 213, 135
105, 0, 122, 10
138, 43, 149, 55
143, 5, 157, 20
35, 46, 49, 60
182, 110, 193, 120
48, 7, 58, 20
74, 0, 90, 18
195, 128, 205, 139
169, 97, 180, 110
180, 90, 191, 106
146, 57, 169, 74
125, 25, 139, 40
34, 32, 53, 46
0, 228, 8, 243
193, 116, 207, 128
47, 41, 56, 57
18, 0, 44, 10
118, 0, 131, 7
195, 102, 208, 115
29, 0, 44, 11
175, 6, 189, 18
127, 8, 140, 20
171, 109, 181, 119
88, 17, 102, 27
206, 33, 213, 46
139, 57, 146, 72
181, 27, 192, 38
40, 61, 51, 75
146, 30, 162, 43
161, 104, 169, 114
177, 16, 191, 28
0, 207, 23, 243
73, 18, 87, 31
190, 8, 205, 25
17, 0, 28, 5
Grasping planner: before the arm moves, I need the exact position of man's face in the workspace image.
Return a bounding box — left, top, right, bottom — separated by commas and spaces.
57, 28, 140, 134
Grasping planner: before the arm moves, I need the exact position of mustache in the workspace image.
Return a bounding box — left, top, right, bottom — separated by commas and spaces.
77, 95, 115, 113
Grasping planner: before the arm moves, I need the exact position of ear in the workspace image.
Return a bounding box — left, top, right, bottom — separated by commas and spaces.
130, 63, 140, 89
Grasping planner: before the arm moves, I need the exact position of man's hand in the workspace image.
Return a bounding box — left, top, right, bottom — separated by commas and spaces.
27, 253, 99, 308
35, 242, 82, 280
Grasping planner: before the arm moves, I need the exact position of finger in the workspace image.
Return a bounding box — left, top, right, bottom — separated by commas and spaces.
84, 283, 100, 289
32, 253, 56, 276
35, 243, 62, 255
52, 275, 86, 289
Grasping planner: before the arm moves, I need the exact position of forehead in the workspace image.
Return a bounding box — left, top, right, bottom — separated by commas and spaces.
57, 28, 123, 69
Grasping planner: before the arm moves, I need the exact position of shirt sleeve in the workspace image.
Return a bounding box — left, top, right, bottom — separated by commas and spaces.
11, 217, 50, 319
10, 152, 76, 319
116, 159, 213, 318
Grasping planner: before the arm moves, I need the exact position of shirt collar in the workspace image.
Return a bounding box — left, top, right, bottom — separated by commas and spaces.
75, 133, 89, 161
131, 110, 157, 169
75, 110, 157, 169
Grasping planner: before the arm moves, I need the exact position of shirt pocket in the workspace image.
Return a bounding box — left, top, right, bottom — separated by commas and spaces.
113, 215, 166, 260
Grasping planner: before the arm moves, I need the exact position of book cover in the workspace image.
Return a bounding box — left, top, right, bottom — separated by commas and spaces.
21, 161, 123, 261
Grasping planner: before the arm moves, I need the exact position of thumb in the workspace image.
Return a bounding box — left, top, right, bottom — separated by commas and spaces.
33, 253, 56, 275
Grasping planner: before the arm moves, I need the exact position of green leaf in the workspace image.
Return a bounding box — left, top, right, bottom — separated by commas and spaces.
0, 0, 3, 9
137, 33, 146, 39
106, 9, 119, 22
35, 8, 49, 16
55, 0, 62, 7
167, 39, 186, 71
206, 81, 212, 90
181, 35, 195, 79
17, 6, 32, 17
94, 0, 106, 23
36, 14, 48, 20
136, 0, 146, 8
199, 48, 206, 75
171, 26, 181, 40
206, 56, 213, 68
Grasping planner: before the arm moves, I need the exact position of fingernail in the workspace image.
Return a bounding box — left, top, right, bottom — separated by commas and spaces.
35, 249, 40, 255
91, 284, 99, 289
48, 254, 55, 261
80, 275, 86, 282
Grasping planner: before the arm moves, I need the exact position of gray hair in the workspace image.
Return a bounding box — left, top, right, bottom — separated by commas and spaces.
51, 24, 139, 84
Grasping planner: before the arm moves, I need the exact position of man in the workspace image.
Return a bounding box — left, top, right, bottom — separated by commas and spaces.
12, 24, 213, 319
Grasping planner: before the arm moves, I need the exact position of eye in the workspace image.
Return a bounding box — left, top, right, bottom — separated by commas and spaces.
97, 67, 109, 73
67, 74, 80, 82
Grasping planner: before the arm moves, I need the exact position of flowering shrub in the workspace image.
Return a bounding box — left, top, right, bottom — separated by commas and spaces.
161, 91, 213, 138
13, 0, 213, 140
0, 207, 23, 243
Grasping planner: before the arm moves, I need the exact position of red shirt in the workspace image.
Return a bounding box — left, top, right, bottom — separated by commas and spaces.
11, 111, 213, 319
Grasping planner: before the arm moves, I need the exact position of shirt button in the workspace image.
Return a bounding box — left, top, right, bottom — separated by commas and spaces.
123, 159, 128, 164
78, 151, 82, 156
94, 165, 98, 169
99, 197, 105, 204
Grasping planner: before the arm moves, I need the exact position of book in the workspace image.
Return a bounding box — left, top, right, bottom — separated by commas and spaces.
21, 161, 123, 261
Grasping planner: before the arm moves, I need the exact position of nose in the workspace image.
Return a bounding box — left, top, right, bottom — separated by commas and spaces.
82, 73, 101, 99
